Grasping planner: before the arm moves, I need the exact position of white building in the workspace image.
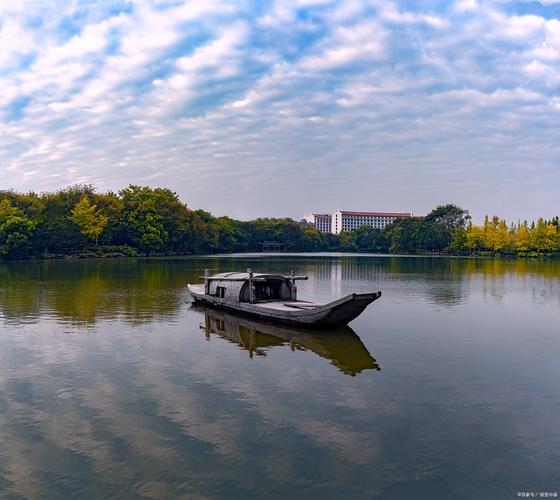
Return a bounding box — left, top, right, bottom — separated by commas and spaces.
303, 213, 332, 233
304, 210, 411, 234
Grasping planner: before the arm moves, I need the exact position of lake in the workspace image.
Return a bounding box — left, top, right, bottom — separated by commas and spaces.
0, 255, 559, 499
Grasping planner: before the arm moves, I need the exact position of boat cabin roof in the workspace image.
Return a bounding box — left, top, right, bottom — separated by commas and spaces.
210, 272, 286, 281
207, 272, 294, 303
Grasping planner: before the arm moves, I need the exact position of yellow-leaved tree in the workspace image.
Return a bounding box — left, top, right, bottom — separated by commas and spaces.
465, 221, 484, 253
530, 218, 559, 253
515, 222, 531, 252
481, 216, 514, 253
70, 197, 108, 249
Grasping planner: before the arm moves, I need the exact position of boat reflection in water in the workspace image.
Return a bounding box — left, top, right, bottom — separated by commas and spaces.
196, 305, 380, 376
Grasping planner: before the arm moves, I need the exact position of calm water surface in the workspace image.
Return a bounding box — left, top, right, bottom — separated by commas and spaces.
0, 255, 559, 499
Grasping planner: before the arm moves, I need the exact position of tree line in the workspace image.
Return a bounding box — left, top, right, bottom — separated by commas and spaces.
339, 209, 560, 256
0, 185, 558, 259
0, 185, 338, 259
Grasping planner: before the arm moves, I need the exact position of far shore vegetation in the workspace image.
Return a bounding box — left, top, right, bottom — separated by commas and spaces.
0, 185, 559, 260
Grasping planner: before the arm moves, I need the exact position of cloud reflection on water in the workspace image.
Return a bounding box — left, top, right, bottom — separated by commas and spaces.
0, 256, 559, 497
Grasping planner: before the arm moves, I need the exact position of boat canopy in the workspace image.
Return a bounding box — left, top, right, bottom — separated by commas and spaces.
208, 272, 293, 303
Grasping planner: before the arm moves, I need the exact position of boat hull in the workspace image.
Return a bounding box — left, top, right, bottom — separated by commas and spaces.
187, 284, 381, 327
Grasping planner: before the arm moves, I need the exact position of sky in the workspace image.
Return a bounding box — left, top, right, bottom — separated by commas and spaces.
0, 0, 559, 223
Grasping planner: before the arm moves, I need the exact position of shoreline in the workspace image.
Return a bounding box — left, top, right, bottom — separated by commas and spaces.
3, 250, 559, 263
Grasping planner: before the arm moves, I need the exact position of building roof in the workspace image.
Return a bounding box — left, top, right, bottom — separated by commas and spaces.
339, 211, 411, 217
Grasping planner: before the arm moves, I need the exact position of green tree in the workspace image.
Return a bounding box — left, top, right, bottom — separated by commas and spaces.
424, 204, 470, 251
338, 231, 357, 251
119, 187, 175, 254
449, 227, 467, 252
70, 197, 108, 248
139, 213, 166, 253
0, 200, 36, 259
383, 217, 424, 253
352, 226, 389, 252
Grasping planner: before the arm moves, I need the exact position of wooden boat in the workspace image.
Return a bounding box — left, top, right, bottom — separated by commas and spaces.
196, 305, 380, 375
187, 269, 381, 327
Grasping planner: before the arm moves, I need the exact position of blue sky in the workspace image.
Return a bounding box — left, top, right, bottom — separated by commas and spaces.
0, 0, 559, 222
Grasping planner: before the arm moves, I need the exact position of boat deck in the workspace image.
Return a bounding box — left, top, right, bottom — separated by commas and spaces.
254, 301, 326, 312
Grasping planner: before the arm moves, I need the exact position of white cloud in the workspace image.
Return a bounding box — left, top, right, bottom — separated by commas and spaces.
379, 5, 447, 28
299, 21, 386, 70
0, 19, 35, 68
524, 59, 560, 85
494, 13, 545, 39
0, 0, 559, 222
454, 0, 478, 13
148, 22, 249, 114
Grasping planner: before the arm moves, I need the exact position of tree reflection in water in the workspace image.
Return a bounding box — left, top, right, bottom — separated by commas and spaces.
0, 259, 192, 325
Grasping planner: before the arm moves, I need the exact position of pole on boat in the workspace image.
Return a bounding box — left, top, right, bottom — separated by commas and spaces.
204, 269, 210, 295
248, 268, 255, 303
290, 269, 297, 301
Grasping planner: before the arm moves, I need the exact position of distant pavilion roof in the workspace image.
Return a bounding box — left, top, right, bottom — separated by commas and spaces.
261, 240, 286, 246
